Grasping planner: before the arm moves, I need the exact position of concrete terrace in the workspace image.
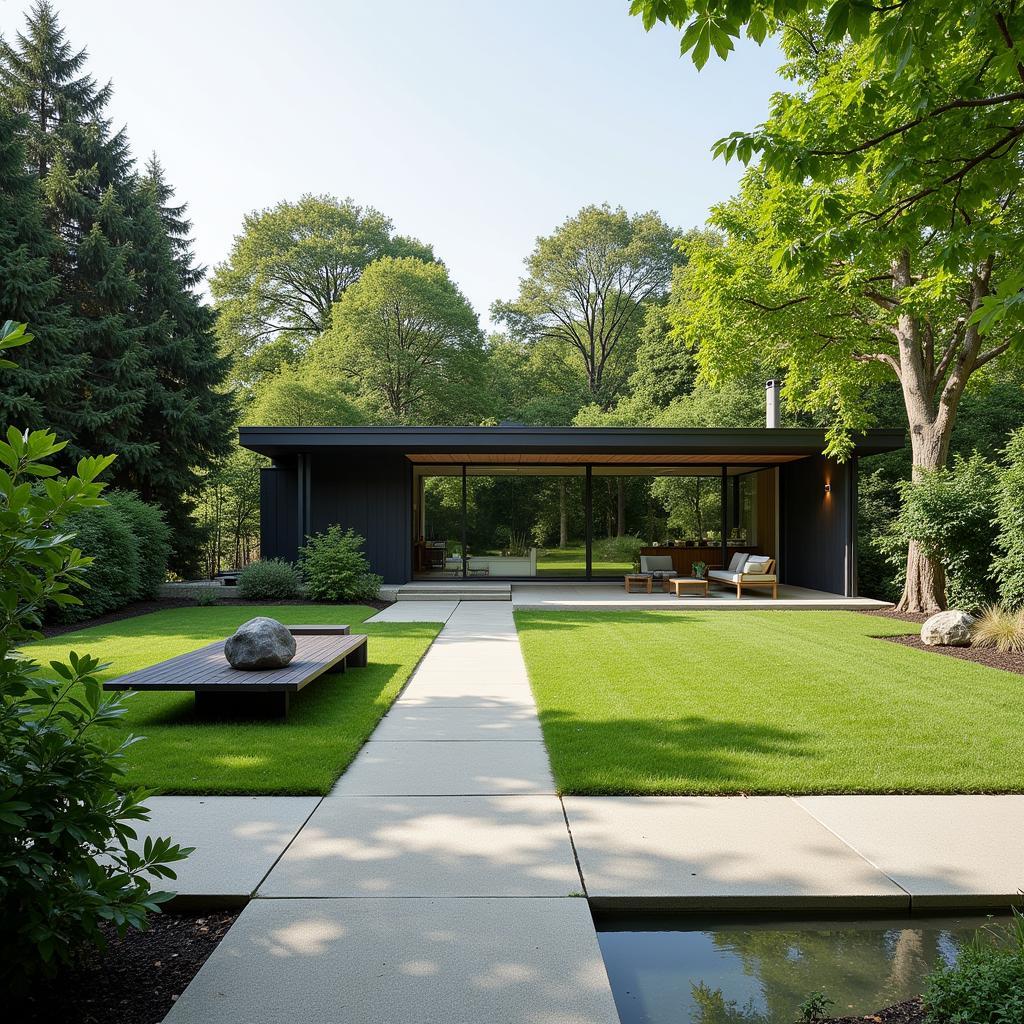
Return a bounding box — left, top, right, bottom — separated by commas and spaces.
384, 579, 892, 612
149, 600, 1021, 1024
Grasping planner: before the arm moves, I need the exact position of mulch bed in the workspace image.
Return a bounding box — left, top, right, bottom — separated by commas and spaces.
41, 595, 393, 639
827, 998, 925, 1024
14, 910, 239, 1024
884, 632, 1024, 675
859, 608, 1024, 675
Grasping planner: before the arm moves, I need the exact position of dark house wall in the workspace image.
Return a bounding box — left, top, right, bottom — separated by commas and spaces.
779, 455, 856, 595
260, 455, 412, 581
308, 454, 412, 583
260, 464, 299, 562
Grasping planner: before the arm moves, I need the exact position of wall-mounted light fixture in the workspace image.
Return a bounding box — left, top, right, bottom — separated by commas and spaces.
824, 482, 832, 494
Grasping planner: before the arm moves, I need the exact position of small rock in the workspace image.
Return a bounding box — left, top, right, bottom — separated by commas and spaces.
224, 616, 296, 669
921, 609, 975, 647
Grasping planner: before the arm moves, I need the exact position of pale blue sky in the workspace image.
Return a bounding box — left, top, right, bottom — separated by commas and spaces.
0, 0, 784, 323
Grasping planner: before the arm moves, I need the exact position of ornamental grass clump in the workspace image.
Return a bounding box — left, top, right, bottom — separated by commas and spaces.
0, 322, 191, 989
971, 604, 1024, 654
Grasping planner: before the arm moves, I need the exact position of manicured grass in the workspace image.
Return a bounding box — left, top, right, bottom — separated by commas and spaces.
514, 610, 1024, 795
536, 545, 632, 575
29, 605, 440, 795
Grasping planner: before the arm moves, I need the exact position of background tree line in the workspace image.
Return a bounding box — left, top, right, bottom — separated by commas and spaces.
3, 1, 1024, 613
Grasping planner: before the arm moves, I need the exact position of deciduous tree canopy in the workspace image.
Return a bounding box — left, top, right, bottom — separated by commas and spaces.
493, 204, 680, 407
211, 194, 434, 383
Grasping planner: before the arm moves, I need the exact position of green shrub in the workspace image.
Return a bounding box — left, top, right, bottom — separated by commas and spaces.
195, 588, 220, 607
54, 491, 169, 622
299, 526, 382, 602
881, 455, 999, 609
993, 428, 1024, 609
923, 911, 1024, 1024
0, 327, 190, 989
57, 502, 139, 621
592, 533, 646, 564
105, 490, 170, 600
237, 558, 303, 600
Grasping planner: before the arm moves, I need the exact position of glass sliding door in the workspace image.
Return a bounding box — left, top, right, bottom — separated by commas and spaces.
413, 466, 464, 578
412, 462, 778, 581
590, 466, 728, 576
466, 466, 585, 577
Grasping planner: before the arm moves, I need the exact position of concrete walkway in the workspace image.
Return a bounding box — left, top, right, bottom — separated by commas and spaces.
165, 602, 620, 1024
153, 600, 1024, 1023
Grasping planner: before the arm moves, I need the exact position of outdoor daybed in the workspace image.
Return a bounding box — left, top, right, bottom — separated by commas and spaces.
708, 552, 778, 599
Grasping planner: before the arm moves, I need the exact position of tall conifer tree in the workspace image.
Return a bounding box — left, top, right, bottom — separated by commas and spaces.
0, 2, 233, 572
0, 108, 82, 430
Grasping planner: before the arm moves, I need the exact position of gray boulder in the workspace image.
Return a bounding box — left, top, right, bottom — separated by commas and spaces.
920, 609, 975, 647
224, 617, 296, 670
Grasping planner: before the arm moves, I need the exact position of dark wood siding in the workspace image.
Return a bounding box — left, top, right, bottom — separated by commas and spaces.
779, 456, 855, 595
260, 466, 298, 562
308, 454, 412, 583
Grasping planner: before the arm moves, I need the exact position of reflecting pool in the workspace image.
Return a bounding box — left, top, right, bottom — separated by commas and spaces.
597, 913, 1005, 1024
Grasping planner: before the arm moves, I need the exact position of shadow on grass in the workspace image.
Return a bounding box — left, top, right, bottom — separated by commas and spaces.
538, 709, 814, 794
134, 663, 407, 727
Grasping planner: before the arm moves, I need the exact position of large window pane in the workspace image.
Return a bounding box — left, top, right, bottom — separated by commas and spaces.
466, 467, 585, 577
413, 468, 463, 578
591, 467, 728, 577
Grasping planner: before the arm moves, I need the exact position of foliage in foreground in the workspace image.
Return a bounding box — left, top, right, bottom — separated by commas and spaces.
923, 911, 1024, 1024
237, 558, 304, 600
300, 526, 382, 602
0, 322, 189, 987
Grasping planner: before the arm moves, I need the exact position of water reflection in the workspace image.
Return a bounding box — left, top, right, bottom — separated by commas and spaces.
597, 913, 1002, 1024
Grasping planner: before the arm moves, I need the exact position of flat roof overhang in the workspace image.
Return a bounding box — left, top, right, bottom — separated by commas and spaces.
239, 425, 905, 464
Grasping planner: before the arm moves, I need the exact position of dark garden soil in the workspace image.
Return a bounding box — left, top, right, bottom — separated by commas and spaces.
41, 594, 393, 638
13, 910, 239, 1024
859, 608, 1024, 675
826, 998, 926, 1024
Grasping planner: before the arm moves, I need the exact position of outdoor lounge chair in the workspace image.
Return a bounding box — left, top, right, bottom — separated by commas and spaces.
707, 552, 778, 599
639, 554, 676, 589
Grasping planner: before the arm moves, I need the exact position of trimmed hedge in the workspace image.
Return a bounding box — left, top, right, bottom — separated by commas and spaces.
55, 491, 170, 623
237, 558, 303, 600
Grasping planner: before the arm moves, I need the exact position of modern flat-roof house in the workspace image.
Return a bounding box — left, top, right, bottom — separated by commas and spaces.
239, 413, 904, 598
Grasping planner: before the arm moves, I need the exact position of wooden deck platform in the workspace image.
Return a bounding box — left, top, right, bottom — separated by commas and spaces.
103, 626, 367, 718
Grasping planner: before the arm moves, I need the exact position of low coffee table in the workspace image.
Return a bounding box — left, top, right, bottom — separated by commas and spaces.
624, 573, 653, 594
669, 576, 709, 598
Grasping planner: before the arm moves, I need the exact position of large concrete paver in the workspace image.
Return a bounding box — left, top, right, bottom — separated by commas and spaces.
258, 796, 580, 897
564, 796, 907, 908
796, 795, 1024, 908
365, 601, 458, 623
128, 796, 318, 902
163, 897, 619, 1024
330, 740, 556, 795
370, 704, 544, 742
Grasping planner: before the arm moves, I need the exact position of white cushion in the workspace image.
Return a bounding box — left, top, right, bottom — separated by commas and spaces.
727, 552, 747, 572
744, 557, 771, 573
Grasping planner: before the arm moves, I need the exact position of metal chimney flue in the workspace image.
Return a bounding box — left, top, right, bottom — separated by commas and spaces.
765, 380, 780, 428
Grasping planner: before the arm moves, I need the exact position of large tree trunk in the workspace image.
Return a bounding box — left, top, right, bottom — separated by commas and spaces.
895, 401, 953, 613
900, 541, 946, 614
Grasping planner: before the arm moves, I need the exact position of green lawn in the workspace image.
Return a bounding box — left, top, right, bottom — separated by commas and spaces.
515, 609, 1024, 795
29, 605, 439, 795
